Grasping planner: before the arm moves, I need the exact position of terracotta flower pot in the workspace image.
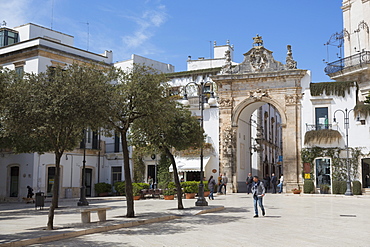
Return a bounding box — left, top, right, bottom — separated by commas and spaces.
133, 195, 141, 200
204, 191, 210, 197
164, 195, 175, 200
292, 190, 301, 194
185, 193, 196, 199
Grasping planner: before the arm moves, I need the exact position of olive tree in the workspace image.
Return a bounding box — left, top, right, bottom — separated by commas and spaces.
131, 101, 204, 209
1, 64, 114, 229
107, 64, 169, 217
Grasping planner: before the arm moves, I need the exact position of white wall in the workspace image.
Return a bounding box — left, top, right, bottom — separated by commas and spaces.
343, 0, 370, 57
115, 54, 174, 73
14, 23, 74, 46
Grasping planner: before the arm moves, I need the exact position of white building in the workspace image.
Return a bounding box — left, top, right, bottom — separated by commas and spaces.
0, 23, 174, 200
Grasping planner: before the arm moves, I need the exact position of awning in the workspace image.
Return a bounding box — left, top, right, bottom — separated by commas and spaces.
169, 157, 211, 172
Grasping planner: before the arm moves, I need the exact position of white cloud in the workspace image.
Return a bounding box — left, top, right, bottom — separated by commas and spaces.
0, 0, 30, 27
0, 0, 53, 28
121, 4, 168, 49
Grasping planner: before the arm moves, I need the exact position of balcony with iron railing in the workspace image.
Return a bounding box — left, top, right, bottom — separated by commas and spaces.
324, 51, 370, 75
305, 124, 333, 131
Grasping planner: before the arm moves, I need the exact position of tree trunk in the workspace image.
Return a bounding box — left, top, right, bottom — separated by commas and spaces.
121, 129, 135, 217
165, 147, 184, 209
47, 152, 62, 230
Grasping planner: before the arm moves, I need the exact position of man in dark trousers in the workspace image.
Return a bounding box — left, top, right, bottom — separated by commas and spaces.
246, 173, 253, 194
251, 176, 265, 218
271, 173, 277, 194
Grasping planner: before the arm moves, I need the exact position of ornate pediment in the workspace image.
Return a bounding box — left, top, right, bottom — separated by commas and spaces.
228, 35, 297, 74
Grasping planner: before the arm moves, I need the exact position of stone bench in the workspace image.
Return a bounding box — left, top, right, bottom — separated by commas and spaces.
80, 207, 111, 223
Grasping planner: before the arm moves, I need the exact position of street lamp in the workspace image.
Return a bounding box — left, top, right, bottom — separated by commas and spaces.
333, 108, 360, 196
182, 80, 216, 206
78, 129, 89, 206
151, 154, 157, 189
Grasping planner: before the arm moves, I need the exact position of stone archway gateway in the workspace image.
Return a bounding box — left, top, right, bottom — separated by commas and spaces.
212, 35, 309, 192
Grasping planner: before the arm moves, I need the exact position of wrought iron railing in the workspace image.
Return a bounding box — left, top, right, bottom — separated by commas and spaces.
324, 51, 370, 74
305, 124, 333, 131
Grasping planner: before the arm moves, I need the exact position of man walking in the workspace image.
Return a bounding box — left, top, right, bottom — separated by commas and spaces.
251, 176, 265, 218
277, 174, 284, 193
246, 173, 253, 194
271, 173, 277, 194
219, 173, 228, 194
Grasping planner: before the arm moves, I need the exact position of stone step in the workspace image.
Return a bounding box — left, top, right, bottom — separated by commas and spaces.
362, 188, 370, 194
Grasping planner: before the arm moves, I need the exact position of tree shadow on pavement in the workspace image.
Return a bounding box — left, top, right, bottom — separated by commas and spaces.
103, 213, 244, 237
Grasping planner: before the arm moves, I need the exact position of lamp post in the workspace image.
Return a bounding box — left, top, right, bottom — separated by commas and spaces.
151, 154, 157, 189
78, 129, 89, 206
182, 80, 216, 206
333, 108, 360, 196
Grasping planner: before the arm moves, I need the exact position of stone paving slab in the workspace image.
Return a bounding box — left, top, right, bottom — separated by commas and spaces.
1, 193, 370, 247
0, 196, 224, 247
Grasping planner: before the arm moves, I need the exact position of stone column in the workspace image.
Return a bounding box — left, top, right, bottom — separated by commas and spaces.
218, 96, 236, 193
283, 93, 302, 192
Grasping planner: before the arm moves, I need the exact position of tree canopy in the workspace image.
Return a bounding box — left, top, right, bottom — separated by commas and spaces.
131, 101, 204, 209
1, 64, 114, 229
107, 64, 170, 217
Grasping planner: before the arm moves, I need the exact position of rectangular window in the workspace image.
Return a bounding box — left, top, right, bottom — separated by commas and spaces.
112, 166, 122, 185
47, 167, 56, 196
92, 131, 99, 149
315, 107, 328, 130
114, 133, 120, 153
15, 66, 24, 76
0, 29, 18, 47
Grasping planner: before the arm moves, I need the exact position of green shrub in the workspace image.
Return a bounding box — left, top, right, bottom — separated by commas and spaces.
157, 182, 168, 189
133, 183, 149, 190
167, 182, 176, 189
132, 183, 142, 196
332, 181, 346, 194
181, 181, 198, 193
203, 181, 210, 191
94, 182, 112, 194
114, 181, 126, 195
353, 181, 362, 195
303, 180, 315, 194
163, 188, 175, 195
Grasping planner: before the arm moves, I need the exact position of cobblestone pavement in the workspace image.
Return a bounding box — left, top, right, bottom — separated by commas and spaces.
1, 193, 370, 247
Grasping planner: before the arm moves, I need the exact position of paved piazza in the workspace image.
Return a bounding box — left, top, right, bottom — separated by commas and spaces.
1, 193, 369, 247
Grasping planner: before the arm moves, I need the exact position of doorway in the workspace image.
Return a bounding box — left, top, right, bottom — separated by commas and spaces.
47, 167, 56, 197
10, 166, 19, 197
85, 168, 92, 197
362, 159, 370, 188
315, 158, 331, 192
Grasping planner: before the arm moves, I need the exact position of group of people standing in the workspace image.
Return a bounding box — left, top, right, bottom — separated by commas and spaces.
246, 173, 283, 194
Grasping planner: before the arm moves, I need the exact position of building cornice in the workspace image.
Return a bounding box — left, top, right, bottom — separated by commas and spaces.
342, 0, 351, 12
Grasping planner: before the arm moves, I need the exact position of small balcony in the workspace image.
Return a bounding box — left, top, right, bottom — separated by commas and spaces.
305, 124, 333, 131
304, 124, 342, 145
324, 51, 370, 75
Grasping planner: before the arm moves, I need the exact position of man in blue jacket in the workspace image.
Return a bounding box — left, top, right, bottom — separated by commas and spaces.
251, 176, 266, 218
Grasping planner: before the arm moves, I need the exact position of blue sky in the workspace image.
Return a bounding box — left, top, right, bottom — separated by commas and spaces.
2, 0, 343, 82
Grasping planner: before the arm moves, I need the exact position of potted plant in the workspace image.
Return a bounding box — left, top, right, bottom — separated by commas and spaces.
183, 182, 198, 199
163, 188, 175, 200
291, 188, 301, 194
133, 184, 142, 200
94, 182, 112, 196
320, 184, 330, 194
